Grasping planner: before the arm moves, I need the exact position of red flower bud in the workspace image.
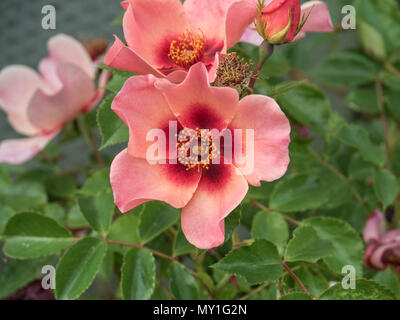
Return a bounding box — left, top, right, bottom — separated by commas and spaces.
261, 0, 301, 44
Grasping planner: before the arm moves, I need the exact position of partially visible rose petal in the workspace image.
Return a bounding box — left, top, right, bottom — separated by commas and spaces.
0, 131, 59, 165
38, 58, 63, 93
240, 27, 263, 46
181, 163, 248, 249
0, 66, 43, 136
369, 242, 400, 269
83, 69, 112, 112
224, 0, 258, 49
363, 210, 386, 243
123, 0, 188, 68
229, 94, 290, 186
112, 75, 178, 160
364, 241, 378, 269
104, 36, 165, 78
27, 63, 95, 132
46, 34, 95, 79
157, 63, 239, 131
300, 1, 334, 33
380, 229, 400, 244
110, 149, 201, 212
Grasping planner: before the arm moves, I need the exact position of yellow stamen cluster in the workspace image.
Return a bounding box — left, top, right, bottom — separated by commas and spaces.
176, 128, 219, 172
168, 30, 205, 69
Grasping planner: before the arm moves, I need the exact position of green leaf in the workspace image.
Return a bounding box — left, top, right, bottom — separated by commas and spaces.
168, 262, 199, 300
3, 212, 73, 259
213, 240, 283, 285
96, 94, 129, 150
302, 217, 364, 277
139, 202, 179, 244
358, 20, 387, 60
251, 211, 288, 253
173, 227, 196, 256
382, 69, 400, 92
108, 213, 141, 253
97, 249, 114, 281
348, 153, 375, 181
55, 237, 108, 300
337, 124, 386, 166
0, 181, 47, 211
284, 226, 334, 263
98, 64, 134, 78
79, 169, 110, 196
277, 83, 331, 134
45, 174, 76, 199
121, 248, 155, 300
0, 206, 14, 234
312, 52, 377, 87
78, 188, 115, 236
279, 292, 312, 300
291, 267, 330, 297
44, 203, 65, 225
66, 202, 89, 229
269, 174, 330, 212
320, 279, 395, 300
224, 205, 242, 242
345, 87, 379, 115
0, 258, 48, 299
374, 268, 400, 299
374, 168, 398, 209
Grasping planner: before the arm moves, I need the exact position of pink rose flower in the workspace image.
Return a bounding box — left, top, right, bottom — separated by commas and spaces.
363, 210, 400, 276
105, 0, 257, 82
0, 34, 109, 165
110, 62, 290, 249
241, 0, 334, 46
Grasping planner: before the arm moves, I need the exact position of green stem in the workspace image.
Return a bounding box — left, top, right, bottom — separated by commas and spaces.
77, 115, 106, 168
240, 282, 270, 300
250, 198, 301, 226
281, 260, 312, 298
248, 41, 274, 90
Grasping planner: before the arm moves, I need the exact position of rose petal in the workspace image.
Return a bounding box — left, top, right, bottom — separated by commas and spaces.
363, 210, 386, 243
240, 27, 264, 46
27, 63, 95, 132
369, 242, 400, 269
110, 149, 201, 212
123, 0, 189, 68
104, 36, 165, 78
0, 66, 44, 136
156, 62, 239, 131
0, 132, 59, 165
46, 34, 95, 79
229, 94, 290, 186
300, 1, 334, 33
112, 75, 178, 160
380, 229, 400, 244
181, 163, 248, 249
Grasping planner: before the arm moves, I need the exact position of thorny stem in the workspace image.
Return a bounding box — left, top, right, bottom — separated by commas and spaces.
308, 148, 367, 210
77, 115, 106, 168
248, 41, 274, 90
250, 198, 301, 226
281, 260, 312, 298
375, 73, 392, 165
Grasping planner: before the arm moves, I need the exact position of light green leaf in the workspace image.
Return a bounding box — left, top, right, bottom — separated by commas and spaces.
345, 87, 379, 115
251, 211, 288, 253
269, 174, 330, 212
169, 262, 199, 300
55, 237, 108, 300
173, 227, 196, 256
139, 202, 179, 244
374, 268, 400, 299
96, 94, 129, 150
0, 206, 14, 234
66, 202, 89, 229
0, 181, 47, 211
212, 240, 282, 285
78, 188, 115, 236
312, 52, 377, 87
44, 203, 65, 225
302, 217, 364, 277
108, 213, 141, 253
374, 168, 398, 209
284, 226, 334, 263
79, 169, 110, 196
277, 83, 331, 134
320, 279, 395, 300
121, 248, 155, 300
3, 212, 73, 259
358, 20, 387, 60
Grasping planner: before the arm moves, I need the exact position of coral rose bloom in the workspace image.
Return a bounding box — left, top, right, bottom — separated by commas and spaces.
0, 34, 108, 164
110, 63, 290, 249
105, 0, 257, 82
